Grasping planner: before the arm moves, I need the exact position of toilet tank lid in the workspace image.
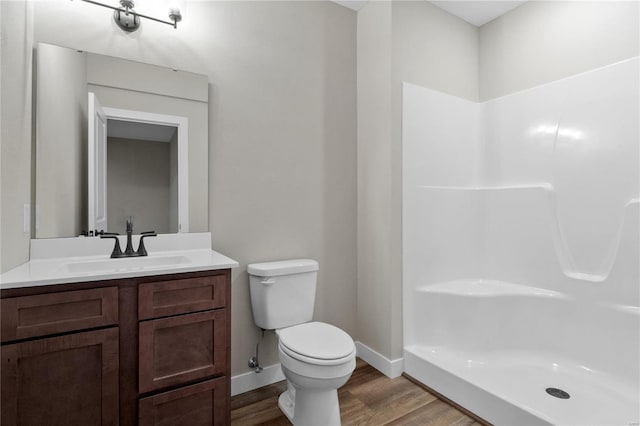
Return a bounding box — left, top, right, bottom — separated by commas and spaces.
247, 259, 318, 277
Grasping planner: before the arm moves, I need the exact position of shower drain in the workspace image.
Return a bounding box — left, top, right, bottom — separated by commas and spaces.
546, 387, 570, 399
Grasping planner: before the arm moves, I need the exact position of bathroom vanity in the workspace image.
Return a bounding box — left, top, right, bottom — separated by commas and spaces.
0, 233, 237, 426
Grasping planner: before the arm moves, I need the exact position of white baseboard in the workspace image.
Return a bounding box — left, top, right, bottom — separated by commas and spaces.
231, 343, 404, 396
231, 363, 286, 396
355, 341, 404, 378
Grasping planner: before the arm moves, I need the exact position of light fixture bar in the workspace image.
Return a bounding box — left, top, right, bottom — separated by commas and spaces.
80, 0, 180, 29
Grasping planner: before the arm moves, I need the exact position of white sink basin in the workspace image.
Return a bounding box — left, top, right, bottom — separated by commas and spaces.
58, 255, 191, 275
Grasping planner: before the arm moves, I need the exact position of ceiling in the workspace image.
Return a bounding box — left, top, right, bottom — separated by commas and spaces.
330, 0, 527, 27
331, 0, 368, 11
430, 1, 527, 26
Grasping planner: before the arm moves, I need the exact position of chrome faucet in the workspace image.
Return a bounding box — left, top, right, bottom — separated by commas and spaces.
100, 217, 157, 258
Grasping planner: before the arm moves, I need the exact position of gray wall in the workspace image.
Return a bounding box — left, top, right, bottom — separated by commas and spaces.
1, 1, 33, 272
107, 137, 171, 234
10, 0, 358, 377
479, 0, 640, 101
204, 1, 357, 372
357, 0, 479, 361
357, 0, 394, 360
393, 1, 479, 102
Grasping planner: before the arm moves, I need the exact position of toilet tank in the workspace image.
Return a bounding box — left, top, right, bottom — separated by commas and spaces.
248, 259, 319, 330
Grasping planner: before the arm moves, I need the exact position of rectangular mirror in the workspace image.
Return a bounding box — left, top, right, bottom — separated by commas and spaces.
35, 42, 209, 238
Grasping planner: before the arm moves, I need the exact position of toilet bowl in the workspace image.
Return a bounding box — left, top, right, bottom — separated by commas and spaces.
276, 322, 356, 426
247, 259, 356, 425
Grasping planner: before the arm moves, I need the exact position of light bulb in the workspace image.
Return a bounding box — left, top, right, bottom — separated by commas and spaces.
166, 0, 184, 23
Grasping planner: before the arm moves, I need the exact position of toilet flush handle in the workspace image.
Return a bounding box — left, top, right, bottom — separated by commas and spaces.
260, 278, 276, 286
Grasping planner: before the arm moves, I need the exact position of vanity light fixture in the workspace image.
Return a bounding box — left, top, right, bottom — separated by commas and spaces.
80, 0, 182, 32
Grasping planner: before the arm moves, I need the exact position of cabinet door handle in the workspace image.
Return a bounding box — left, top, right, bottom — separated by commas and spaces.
260, 278, 275, 286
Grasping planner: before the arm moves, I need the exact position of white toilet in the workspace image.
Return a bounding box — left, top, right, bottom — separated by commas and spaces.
248, 259, 356, 426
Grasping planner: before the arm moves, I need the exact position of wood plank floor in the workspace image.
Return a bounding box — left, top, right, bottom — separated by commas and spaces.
231, 358, 485, 426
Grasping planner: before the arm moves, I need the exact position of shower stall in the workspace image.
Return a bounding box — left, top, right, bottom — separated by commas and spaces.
402, 58, 639, 424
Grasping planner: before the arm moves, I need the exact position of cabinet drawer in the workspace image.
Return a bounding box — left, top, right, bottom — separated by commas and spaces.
139, 377, 227, 426
1, 287, 118, 342
139, 275, 226, 320
139, 310, 227, 393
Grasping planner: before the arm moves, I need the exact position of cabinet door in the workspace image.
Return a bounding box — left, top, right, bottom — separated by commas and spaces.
139, 377, 227, 426
1, 328, 119, 426
139, 310, 227, 393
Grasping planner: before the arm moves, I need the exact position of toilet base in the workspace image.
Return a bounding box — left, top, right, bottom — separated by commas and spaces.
277, 388, 295, 422
278, 382, 342, 426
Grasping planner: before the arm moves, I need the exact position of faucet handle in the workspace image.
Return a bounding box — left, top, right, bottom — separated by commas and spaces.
136, 232, 157, 256
97, 231, 119, 236
100, 235, 124, 258
126, 217, 133, 233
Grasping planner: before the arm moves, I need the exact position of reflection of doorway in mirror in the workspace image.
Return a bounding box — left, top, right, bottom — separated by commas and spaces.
88, 93, 189, 235
107, 122, 176, 234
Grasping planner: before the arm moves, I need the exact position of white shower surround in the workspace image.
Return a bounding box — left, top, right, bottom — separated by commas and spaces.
402, 58, 639, 425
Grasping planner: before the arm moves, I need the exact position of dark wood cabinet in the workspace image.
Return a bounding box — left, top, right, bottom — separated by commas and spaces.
0, 268, 232, 426
1, 328, 119, 426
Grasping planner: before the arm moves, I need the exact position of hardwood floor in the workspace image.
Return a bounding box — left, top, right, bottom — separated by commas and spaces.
231, 358, 485, 426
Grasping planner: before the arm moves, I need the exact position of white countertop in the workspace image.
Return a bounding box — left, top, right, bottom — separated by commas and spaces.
0, 233, 239, 290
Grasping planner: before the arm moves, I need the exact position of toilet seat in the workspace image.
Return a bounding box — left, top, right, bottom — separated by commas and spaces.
277, 322, 356, 366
